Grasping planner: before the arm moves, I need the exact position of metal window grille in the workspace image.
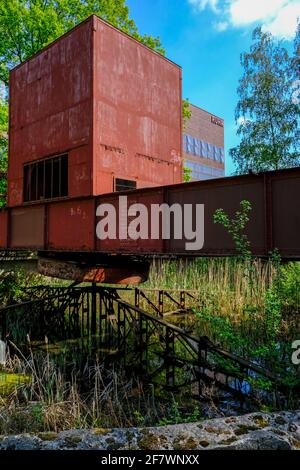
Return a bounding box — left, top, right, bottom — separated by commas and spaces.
23, 154, 68, 202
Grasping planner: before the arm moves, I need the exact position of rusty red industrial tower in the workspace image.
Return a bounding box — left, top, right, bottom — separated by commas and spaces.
8, 15, 182, 208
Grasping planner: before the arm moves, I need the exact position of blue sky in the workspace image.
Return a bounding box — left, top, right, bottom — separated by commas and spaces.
127, 0, 299, 175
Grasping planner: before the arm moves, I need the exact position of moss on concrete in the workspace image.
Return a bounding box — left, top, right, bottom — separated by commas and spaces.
234, 424, 257, 436
251, 415, 269, 428
37, 432, 58, 441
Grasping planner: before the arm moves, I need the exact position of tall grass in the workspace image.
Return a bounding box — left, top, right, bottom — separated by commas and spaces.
145, 258, 274, 317
145, 258, 300, 391
0, 350, 165, 434
146, 257, 300, 317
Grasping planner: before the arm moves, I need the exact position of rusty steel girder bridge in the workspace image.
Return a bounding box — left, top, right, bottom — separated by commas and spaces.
0, 285, 287, 403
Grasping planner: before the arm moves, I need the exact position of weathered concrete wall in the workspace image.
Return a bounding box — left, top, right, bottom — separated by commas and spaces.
1, 411, 299, 450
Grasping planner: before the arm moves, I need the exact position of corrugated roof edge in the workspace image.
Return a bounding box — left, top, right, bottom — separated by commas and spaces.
10, 14, 181, 75
189, 102, 224, 123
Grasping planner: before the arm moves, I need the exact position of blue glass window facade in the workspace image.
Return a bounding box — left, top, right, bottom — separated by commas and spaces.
185, 161, 225, 180
183, 134, 225, 164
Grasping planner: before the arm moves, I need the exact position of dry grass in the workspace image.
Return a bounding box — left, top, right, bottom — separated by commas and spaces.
0, 349, 165, 434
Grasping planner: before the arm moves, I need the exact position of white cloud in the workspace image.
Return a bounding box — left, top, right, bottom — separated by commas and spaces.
229, 0, 288, 26
214, 20, 229, 31
188, 0, 220, 12
264, 2, 300, 39
188, 0, 300, 39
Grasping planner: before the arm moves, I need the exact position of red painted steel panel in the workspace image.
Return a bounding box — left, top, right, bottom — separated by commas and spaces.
8, 18, 93, 207
96, 192, 139, 253
0, 210, 8, 248
166, 177, 266, 255
271, 173, 300, 257
47, 199, 95, 251
2, 168, 300, 259
94, 167, 300, 259
8, 177, 23, 207
10, 206, 45, 248
92, 16, 182, 195
96, 189, 164, 253
69, 146, 92, 198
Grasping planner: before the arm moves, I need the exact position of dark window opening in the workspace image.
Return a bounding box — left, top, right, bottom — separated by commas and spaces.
114, 178, 137, 192
24, 154, 68, 202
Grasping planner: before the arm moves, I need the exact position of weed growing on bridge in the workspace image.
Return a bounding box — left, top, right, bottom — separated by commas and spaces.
213, 200, 252, 262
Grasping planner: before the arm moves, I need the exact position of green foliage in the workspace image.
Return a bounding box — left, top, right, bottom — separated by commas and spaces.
279, 262, 300, 312
133, 410, 145, 426
264, 286, 282, 342
0, 92, 7, 206
196, 308, 247, 352
0, 269, 45, 306
158, 399, 201, 425
247, 376, 273, 393
183, 161, 192, 182
214, 200, 252, 260
0, 94, 8, 181
182, 98, 192, 129
182, 99, 192, 182
231, 27, 300, 174
30, 402, 44, 429
0, 273, 25, 306
0, 372, 31, 396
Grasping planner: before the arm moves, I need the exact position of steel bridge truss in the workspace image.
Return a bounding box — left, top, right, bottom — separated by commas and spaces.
0, 285, 282, 402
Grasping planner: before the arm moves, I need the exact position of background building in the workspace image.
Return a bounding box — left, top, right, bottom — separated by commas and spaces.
183, 103, 225, 181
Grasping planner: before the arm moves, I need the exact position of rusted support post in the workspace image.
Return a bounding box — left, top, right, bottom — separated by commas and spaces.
159, 290, 163, 315
117, 302, 122, 352
180, 291, 185, 310
138, 314, 148, 371
91, 282, 97, 335
135, 288, 140, 308
197, 341, 202, 397
165, 327, 175, 388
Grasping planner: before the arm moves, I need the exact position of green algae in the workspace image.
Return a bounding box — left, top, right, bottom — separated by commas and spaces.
0, 372, 31, 397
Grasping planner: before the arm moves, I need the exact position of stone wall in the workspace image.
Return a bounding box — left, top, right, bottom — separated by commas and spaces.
0, 411, 299, 450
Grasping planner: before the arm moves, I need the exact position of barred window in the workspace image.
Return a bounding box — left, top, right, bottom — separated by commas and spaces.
24, 154, 68, 202
114, 178, 137, 192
